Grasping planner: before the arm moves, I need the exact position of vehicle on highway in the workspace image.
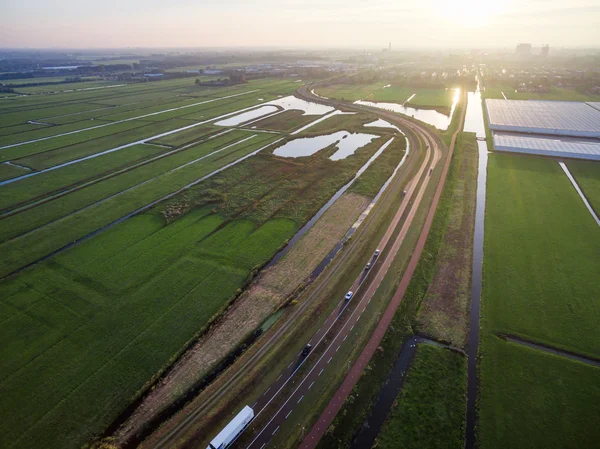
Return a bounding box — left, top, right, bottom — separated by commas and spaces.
429, 167, 433, 175
374, 249, 380, 257
207, 405, 254, 449
402, 190, 407, 197
302, 343, 312, 356
365, 262, 372, 270
344, 291, 353, 301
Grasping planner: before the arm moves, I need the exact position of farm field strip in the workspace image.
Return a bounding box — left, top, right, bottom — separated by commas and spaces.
0, 136, 281, 277
5, 134, 260, 243
559, 161, 600, 226
0, 89, 259, 150
0, 131, 248, 233
0, 99, 272, 186
479, 152, 600, 449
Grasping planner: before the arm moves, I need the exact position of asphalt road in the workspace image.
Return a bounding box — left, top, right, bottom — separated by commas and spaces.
299, 87, 466, 449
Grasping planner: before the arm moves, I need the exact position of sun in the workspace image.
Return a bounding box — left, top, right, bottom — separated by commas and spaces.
432, 0, 510, 28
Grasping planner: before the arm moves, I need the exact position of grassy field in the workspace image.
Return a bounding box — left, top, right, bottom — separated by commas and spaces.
480, 152, 600, 448
0, 76, 403, 449
479, 336, 600, 449
482, 153, 600, 358
482, 83, 600, 102
416, 133, 477, 347
375, 344, 466, 449
316, 83, 457, 113
566, 159, 600, 213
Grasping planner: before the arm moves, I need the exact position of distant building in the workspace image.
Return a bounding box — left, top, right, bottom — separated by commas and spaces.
516, 43, 532, 56
541, 45, 550, 58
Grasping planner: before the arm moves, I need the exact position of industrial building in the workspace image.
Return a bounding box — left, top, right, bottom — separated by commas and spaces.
486, 100, 600, 138
486, 99, 600, 160
493, 133, 600, 161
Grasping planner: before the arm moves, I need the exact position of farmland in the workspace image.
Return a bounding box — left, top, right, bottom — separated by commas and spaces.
0, 74, 413, 449
482, 83, 600, 102
315, 83, 457, 113
375, 344, 466, 449
566, 159, 600, 212
479, 152, 600, 448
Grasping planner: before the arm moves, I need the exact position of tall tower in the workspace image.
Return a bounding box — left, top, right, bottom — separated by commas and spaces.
541, 45, 550, 58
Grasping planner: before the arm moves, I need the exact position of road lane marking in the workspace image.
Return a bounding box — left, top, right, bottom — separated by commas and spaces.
272, 426, 280, 436
343, 335, 347, 342
327, 357, 332, 364
285, 410, 293, 419
309, 381, 315, 390
319, 369, 324, 376
297, 395, 304, 404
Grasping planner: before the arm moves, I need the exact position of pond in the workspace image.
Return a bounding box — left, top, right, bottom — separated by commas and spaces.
273, 131, 379, 160
354, 88, 460, 130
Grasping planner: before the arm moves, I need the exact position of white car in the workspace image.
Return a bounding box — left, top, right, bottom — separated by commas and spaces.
344, 291, 353, 301
365, 262, 372, 270
374, 249, 380, 257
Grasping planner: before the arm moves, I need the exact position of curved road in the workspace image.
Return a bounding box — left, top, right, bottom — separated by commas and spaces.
150, 84, 448, 449
234, 86, 448, 449
298, 86, 465, 449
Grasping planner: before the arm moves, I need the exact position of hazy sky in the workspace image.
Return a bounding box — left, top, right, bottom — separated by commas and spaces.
1, 0, 599, 49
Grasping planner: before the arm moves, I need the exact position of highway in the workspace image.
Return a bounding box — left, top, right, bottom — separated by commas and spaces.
235, 85, 445, 449
150, 84, 449, 449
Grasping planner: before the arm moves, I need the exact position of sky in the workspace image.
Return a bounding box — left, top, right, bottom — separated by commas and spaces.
1, 0, 599, 49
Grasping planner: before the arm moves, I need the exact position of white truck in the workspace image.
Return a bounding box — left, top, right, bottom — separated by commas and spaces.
207, 405, 254, 449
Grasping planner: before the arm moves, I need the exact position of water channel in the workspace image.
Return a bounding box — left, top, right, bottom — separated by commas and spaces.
344, 79, 489, 449
464, 77, 488, 449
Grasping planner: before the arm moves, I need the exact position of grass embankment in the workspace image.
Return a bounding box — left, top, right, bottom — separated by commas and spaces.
249, 109, 317, 132
416, 133, 478, 347
482, 83, 600, 102
375, 344, 466, 449
0, 129, 388, 449
479, 152, 600, 449
349, 137, 406, 197
566, 159, 600, 214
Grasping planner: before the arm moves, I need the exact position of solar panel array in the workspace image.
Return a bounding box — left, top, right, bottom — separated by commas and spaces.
486, 100, 600, 137
494, 132, 600, 160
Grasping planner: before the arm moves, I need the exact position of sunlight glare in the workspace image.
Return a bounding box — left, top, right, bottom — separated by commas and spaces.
433, 0, 511, 28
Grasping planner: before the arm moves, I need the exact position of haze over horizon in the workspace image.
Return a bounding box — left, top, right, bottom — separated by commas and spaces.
1, 0, 599, 49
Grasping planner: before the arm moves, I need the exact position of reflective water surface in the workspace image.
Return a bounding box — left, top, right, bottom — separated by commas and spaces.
354, 88, 460, 130
273, 131, 379, 160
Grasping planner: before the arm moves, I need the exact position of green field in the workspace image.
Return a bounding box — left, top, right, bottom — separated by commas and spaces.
0, 75, 406, 449
482, 154, 600, 358
315, 83, 457, 113
482, 83, 600, 102
375, 344, 466, 449
479, 336, 600, 449
480, 152, 600, 449
567, 159, 600, 213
